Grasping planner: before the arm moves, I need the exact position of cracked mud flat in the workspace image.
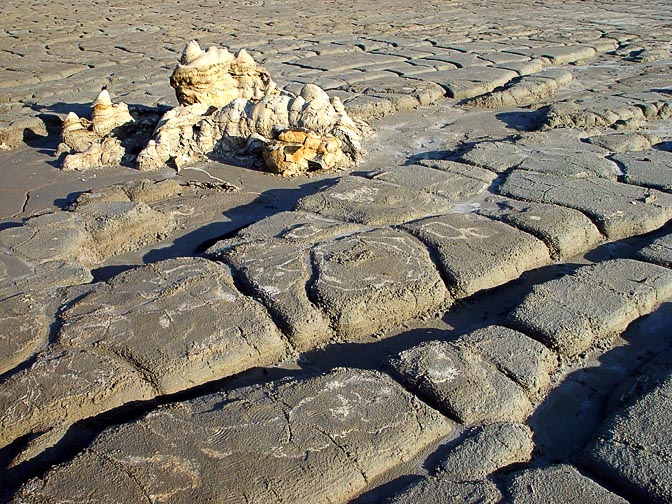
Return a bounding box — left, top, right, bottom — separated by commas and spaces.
1, 1, 672, 503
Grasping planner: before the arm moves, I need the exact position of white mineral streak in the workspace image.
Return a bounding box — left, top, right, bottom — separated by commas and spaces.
61, 42, 370, 176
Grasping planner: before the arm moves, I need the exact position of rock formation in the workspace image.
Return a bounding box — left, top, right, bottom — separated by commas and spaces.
90, 88, 134, 136
137, 81, 370, 175
57, 89, 136, 171
170, 40, 278, 107
61, 136, 126, 171
262, 128, 348, 176
60, 42, 370, 176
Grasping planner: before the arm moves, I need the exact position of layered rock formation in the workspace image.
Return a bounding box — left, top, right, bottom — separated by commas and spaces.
57, 89, 134, 170
170, 40, 279, 107
59, 41, 370, 176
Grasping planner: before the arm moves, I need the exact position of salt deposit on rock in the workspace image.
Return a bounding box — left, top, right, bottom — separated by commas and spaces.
59, 112, 98, 153
61, 136, 126, 171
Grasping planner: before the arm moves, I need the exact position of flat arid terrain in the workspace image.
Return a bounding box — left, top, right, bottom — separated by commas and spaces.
1, 1, 671, 502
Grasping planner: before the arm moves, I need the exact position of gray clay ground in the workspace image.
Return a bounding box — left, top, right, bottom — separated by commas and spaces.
1, 1, 672, 503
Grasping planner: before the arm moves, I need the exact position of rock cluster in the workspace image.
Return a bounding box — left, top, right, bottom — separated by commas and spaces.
57, 89, 133, 170
59, 41, 370, 176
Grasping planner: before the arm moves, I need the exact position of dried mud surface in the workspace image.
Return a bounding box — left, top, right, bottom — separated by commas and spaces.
1, 1, 672, 502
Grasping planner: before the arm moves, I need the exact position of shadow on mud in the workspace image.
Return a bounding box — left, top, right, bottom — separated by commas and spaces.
403, 134, 517, 167
526, 301, 672, 501
495, 109, 544, 131
583, 220, 672, 263
140, 177, 339, 264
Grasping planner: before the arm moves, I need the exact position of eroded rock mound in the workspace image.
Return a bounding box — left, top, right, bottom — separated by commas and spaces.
59, 42, 370, 176
57, 89, 133, 170
136, 80, 370, 175
170, 40, 278, 107
57, 89, 164, 171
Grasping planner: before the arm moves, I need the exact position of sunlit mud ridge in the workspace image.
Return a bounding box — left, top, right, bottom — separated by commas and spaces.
58, 41, 371, 176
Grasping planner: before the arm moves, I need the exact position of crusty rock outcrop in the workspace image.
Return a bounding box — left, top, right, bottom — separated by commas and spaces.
170, 40, 278, 107
59, 42, 370, 176
137, 79, 370, 175
57, 89, 134, 170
